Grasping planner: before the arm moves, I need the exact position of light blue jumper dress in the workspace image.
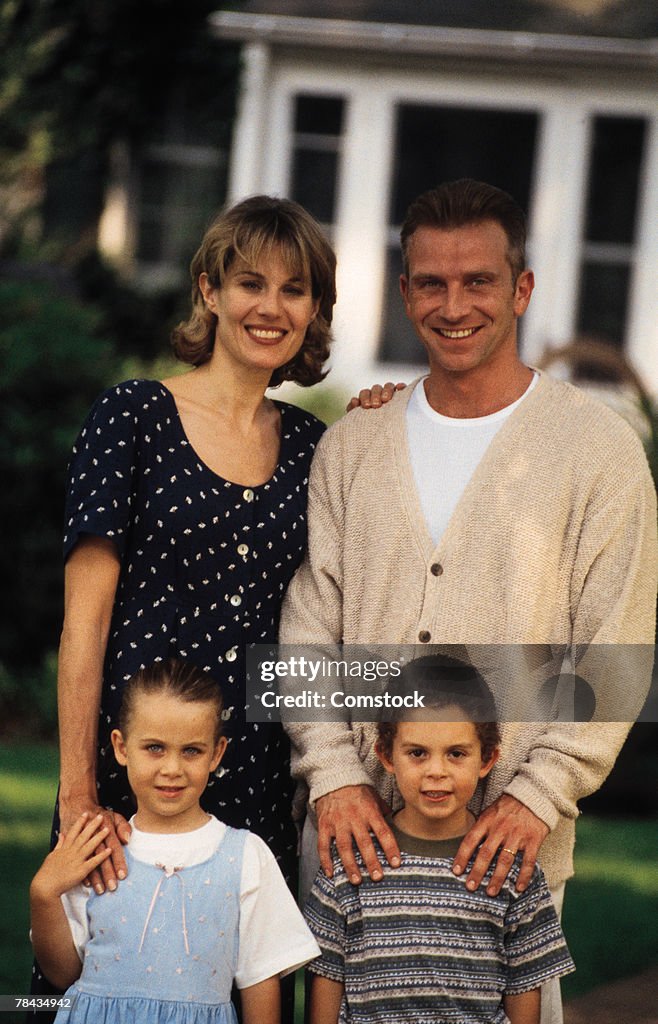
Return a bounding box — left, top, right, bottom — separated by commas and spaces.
55, 827, 247, 1024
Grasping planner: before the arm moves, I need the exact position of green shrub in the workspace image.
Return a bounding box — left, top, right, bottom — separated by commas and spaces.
0, 279, 120, 675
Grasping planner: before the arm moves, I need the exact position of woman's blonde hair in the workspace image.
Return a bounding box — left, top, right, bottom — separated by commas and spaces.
171, 195, 337, 387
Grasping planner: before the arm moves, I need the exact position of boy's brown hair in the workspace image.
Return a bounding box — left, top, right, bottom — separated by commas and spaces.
376, 654, 501, 761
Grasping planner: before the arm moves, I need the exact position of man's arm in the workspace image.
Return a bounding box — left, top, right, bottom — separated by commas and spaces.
280, 427, 400, 881
456, 442, 657, 893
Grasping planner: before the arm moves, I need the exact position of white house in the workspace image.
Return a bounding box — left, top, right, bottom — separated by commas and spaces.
209, 0, 658, 396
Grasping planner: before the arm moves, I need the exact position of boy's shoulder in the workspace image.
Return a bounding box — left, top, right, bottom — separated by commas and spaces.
320, 834, 462, 891
319, 836, 548, 903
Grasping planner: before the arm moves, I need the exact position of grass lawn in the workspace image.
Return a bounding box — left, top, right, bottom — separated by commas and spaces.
0, 743, 59, 1023
561, 814, 658, 998
1, 742, 657, 1019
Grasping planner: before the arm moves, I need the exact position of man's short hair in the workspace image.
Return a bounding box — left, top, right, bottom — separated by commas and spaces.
400, 178, 527, 281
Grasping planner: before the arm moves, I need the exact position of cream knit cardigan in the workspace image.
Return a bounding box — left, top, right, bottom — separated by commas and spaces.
280, 373, 657, 886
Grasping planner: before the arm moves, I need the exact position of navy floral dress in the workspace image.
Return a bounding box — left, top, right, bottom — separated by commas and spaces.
62, 379, 325, 875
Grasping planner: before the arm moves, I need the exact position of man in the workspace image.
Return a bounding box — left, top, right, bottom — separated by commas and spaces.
279, 180, 657, 1020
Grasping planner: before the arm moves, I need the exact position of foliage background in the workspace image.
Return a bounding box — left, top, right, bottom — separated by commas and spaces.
0, 0, 242, 729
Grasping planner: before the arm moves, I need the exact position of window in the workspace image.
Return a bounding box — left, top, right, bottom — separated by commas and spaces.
137, 150, 226, 270
380, 104, 538, 363
134, 80, 231, 289
576, 116, 647, 346
289, 95, 345, 229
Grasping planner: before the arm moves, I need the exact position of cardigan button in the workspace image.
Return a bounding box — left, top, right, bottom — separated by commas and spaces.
418, 630, 431, 643
430, 563, 443, 576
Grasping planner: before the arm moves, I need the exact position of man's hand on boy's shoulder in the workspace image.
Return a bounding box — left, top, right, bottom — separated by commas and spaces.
316, 784, 401, 885
452, 795, 549, 896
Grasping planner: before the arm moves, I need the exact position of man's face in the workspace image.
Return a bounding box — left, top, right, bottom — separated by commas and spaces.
400, 220, 534, 380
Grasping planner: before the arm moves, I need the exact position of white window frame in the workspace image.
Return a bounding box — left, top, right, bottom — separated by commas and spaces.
228, 51, 658, 393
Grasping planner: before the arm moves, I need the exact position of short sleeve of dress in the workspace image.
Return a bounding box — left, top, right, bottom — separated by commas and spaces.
503, 865, 575, 994
63, 382, 142, 561
303, 859, 347, 983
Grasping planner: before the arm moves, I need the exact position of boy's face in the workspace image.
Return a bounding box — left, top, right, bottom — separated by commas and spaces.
377, 713, 498, 841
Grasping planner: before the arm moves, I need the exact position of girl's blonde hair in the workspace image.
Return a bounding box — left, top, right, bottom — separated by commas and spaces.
171, 194, 337, 387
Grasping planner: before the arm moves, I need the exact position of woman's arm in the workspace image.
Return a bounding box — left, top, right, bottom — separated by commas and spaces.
57, 535, 130, 892
30, 813, 112, 989
503, 988, 541, 1024
240, 975, 280, 1024
310, 975, 344, 1024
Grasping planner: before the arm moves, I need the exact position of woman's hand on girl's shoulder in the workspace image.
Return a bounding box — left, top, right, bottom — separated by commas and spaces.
346, 381, 406, 412
58, 797, 132, 895
31, 813, 113, 902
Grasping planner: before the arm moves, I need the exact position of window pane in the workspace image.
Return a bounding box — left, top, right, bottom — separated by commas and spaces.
290, 149, 339, 224
585, 117, 645, 245
295, 95, 344, 135
390, 105, 538, 225
577, 262, 630, 346
290, 95, 345, 226
137, 161, 225, 266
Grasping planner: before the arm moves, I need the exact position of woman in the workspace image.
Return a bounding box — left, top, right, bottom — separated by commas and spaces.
56, 196, 337, 896
31, 195, 403, 1023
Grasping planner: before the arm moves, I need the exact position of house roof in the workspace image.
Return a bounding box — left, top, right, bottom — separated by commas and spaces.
215, 0, 657, 40
210, 2, 658, 72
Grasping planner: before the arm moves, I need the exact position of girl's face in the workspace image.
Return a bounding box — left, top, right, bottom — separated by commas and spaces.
111, 692, 226, 833
199, 246, 319, 382
377, 713, 498, 841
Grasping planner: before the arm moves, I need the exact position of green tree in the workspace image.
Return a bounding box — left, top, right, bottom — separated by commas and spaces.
0, 279, 120, 698
0, 1, 241, 730
0, 0, 239, 258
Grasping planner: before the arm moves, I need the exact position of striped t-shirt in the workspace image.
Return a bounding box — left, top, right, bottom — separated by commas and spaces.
304, 825, 574, 1023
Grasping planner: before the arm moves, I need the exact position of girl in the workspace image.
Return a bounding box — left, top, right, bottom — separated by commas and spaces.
31, 659, 320, 1024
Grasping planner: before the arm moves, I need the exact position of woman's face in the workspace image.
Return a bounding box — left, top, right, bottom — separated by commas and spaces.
199, 247, 319, 380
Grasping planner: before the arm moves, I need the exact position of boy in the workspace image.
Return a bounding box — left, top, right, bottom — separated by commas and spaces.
304, 655, 574, 1024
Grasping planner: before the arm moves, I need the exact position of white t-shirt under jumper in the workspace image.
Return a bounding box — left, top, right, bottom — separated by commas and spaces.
61, 815, 320, 989
406, 374, 538, 545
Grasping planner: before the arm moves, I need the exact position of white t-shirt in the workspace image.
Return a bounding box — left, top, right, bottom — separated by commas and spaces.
406, 374, 538, 545
61, 816, 320, 989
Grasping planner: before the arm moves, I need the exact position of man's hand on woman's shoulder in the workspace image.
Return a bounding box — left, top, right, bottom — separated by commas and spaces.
346, 382, 406, 412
